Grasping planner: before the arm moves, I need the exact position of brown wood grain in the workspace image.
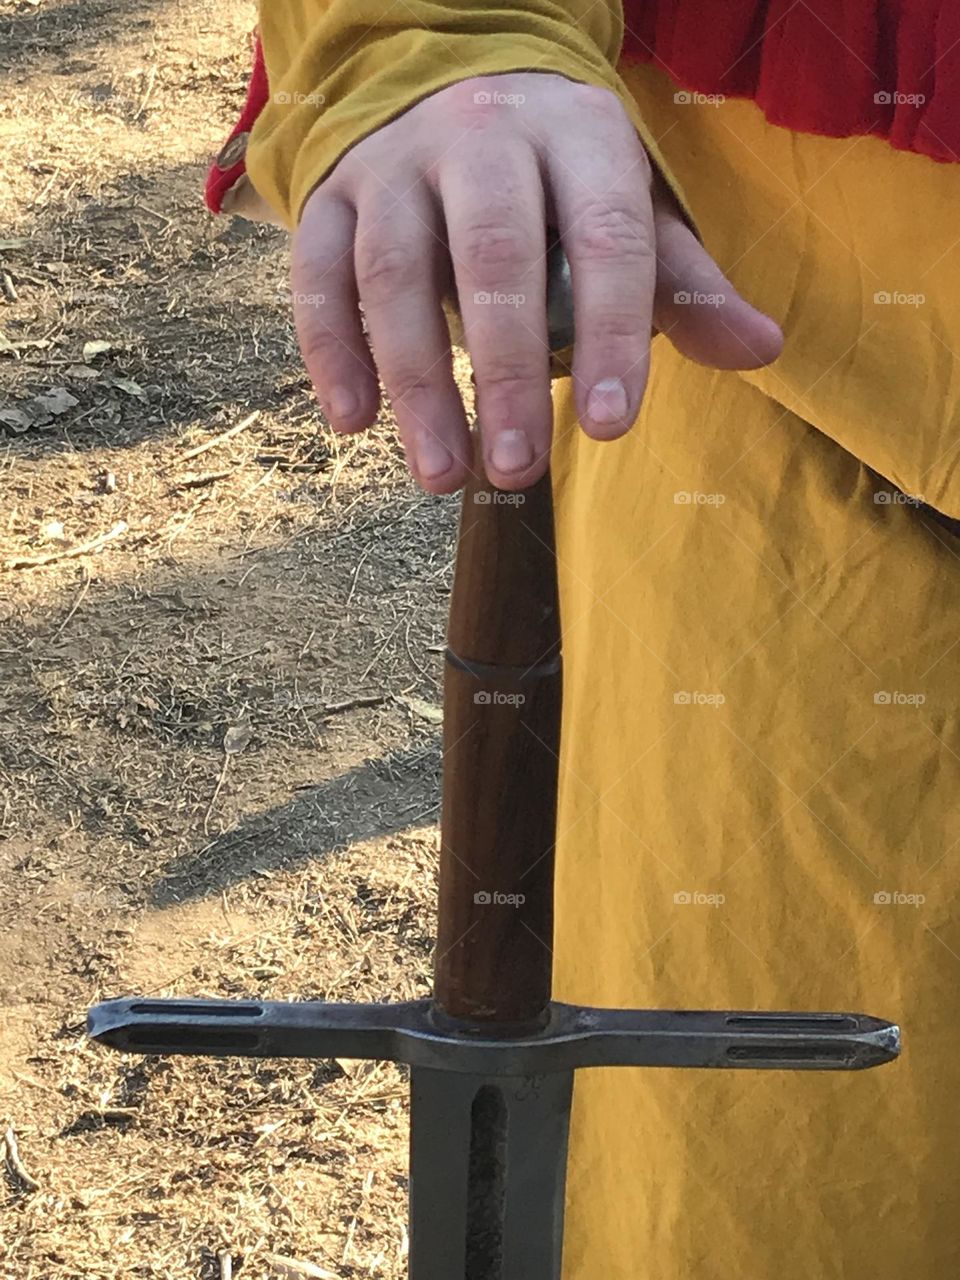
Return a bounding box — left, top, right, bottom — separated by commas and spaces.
434, 463, 562, 1028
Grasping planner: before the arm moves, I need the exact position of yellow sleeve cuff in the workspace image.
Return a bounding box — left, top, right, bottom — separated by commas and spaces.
247, 6, 692, 234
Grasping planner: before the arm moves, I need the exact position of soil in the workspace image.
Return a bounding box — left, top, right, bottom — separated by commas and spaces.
0, 2, 466, 1275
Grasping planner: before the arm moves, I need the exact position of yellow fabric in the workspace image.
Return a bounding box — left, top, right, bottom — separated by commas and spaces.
550, 77, 960, 1279
247, 0, 691, 229
247, 8, 960, 1273
623, 65, 960, 518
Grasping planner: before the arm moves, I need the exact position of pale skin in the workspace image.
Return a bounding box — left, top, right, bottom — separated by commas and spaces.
291, 71, 784, 493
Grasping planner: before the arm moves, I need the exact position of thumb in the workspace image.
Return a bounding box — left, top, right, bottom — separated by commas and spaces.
651, 184, 784, 370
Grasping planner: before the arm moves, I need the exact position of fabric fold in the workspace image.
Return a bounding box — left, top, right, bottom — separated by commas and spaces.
621, 0, 960, 163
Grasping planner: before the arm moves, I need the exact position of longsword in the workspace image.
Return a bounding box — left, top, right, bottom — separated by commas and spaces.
89, 245, 899, 1278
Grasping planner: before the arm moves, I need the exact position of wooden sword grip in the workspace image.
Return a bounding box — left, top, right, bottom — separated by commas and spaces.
433, 463, 562, 1028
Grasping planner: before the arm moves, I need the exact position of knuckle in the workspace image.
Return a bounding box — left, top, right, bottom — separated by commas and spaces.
568, 201, 654, 264
442, 76, 511, 122
459, 222, 535, 282
296, 318, 342, 369
581, 311, 646, 344
476, 354, 545, 392
567, 81, 622, 117
355, 241, 419, 297
382, 366, 441, 403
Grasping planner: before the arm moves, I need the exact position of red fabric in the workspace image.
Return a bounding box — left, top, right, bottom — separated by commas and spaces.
204, 34, 270, 213
621, 0, 960, 163
206, 4, 960, 216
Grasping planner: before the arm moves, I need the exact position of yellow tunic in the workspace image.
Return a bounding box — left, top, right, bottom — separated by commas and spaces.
248, 5, 960, 1275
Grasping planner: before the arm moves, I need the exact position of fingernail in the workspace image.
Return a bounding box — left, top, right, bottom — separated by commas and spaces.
491, 429, 533, 475
328, 385, 358, 420
586, 378, 629, 426
416, 433, 454, 481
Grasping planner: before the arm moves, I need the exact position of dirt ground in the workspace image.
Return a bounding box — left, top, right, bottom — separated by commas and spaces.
1, 2, 464, 1275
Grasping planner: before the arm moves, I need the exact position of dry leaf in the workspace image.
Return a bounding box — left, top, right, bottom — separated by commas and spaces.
399, 695, 443, 723
110, 375, 145, 399
35, 387, 79, 415
0, 408, 31, 432
82, 339, 113, 362
334, 1057, 377, 1080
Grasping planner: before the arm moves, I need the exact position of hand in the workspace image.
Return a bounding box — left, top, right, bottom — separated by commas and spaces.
291, 72, 783, 493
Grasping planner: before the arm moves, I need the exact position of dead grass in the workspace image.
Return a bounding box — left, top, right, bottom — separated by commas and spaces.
0, 1, 465, 1274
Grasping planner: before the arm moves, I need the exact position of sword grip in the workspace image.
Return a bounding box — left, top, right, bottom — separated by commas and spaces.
434, 459, 562, 1027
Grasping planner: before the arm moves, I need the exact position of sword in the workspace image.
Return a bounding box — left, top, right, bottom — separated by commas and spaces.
89, 248, 900, 1279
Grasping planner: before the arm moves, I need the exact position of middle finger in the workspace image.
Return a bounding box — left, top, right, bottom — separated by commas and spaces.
439, 138, 551, 490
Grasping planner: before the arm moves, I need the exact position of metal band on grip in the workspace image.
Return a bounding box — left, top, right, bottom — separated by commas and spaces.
444, 648, 562, 684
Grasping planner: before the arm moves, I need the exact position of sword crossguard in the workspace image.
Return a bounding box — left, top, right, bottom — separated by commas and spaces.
88, 996, 899, 1075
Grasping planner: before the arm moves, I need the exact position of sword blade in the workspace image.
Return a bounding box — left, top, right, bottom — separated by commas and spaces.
409, 1068, 573, 1280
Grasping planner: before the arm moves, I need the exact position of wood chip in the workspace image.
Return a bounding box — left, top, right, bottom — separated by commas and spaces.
2, 1125, 40, 1192
4, 520, 127, 570
176, 410, 260, 464
262, 1254, 337, 1280
167, 469, 233, 493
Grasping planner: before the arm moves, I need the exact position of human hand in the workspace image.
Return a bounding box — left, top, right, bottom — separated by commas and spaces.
291, 72, 783, 492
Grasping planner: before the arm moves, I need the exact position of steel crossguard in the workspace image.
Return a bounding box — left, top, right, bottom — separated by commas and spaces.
89, 994, 899, 1280
89, 391, 900, 1279
89, 997, 898, 1075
